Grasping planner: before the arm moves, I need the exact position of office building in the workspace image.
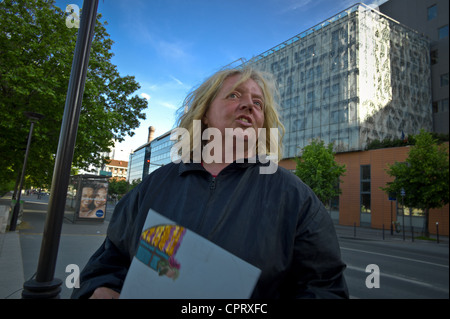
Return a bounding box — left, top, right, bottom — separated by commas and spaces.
148, 130, 174, 174
127, 126, 174, 182
127, 126, 154, 183
248, 3, 432, 158
379, 0, 449, 134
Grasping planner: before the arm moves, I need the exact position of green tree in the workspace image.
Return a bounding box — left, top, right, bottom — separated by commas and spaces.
295, 139, 346, 206
0, 0, 147, 191
381, 129, 449, 237
129, 178, 141, 192
108, 177, 140, 202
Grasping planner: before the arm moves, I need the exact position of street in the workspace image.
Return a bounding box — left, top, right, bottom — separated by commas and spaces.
9, 196, 450, 299
340, 237, 449, 299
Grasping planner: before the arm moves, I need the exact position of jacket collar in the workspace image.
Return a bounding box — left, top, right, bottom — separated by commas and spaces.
178, 155, 273, 176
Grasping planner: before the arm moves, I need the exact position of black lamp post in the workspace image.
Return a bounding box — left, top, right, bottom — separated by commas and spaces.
9, 112, 44, 232
21, 0, 99, 299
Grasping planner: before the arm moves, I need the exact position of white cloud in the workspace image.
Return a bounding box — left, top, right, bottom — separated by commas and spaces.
160, 102, 179, 110
277, 0, 315, 14
170, 75, 184, 86
157, 40, 190, 60
140, 93, 151, 100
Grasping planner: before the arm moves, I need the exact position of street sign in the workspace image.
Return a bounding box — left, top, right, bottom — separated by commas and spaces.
400, 188, 405, 197
388, 192, 396, 201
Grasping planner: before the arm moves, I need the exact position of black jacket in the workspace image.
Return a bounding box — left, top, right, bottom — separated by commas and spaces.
71, 160, 349, 299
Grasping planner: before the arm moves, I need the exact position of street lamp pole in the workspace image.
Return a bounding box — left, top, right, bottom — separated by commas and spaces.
9, 112, 44, 231
21, 0, 99, 299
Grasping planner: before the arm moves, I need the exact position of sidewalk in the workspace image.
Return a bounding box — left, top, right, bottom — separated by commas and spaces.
0, 193, 110, 299
333, 222, 448, 244
1, 192, 448, 299
0, 230, 24, 299
0, 193, 23, 298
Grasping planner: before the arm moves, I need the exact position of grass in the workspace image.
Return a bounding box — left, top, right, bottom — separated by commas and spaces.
414, 236, 437, 241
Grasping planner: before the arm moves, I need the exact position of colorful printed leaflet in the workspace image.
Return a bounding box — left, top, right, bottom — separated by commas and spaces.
136, 225, 186, 280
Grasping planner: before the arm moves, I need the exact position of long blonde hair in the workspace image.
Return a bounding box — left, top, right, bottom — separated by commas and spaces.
176, 66, 285, 161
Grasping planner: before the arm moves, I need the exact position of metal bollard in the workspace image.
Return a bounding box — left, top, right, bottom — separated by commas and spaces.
436, 222, 439, 244
402, 221, 405, 241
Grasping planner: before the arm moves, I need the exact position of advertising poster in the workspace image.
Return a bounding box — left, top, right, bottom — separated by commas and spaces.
77, 180, 108, 219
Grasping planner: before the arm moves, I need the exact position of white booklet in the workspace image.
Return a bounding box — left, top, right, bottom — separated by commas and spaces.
120, 209, 261, 299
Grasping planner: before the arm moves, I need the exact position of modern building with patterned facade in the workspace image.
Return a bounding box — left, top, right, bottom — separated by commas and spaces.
248, 3, 432, 158
380, 0, 449, 134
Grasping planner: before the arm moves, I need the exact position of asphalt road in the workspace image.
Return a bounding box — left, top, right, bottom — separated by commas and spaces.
13, 196, 450, 299
340, 237, 449, 299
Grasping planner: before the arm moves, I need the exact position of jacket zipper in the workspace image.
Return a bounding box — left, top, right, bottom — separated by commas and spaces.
198, 175, 216, 232
209, 176, 216, 190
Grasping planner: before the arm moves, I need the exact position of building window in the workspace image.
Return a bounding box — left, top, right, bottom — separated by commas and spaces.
438, 25, 449, 39
435, 99, 449, 113
441, 99, 449, 112
433, 101, 439, 113
427, 4, 437, 21
440, 73, 449, 87
430, 50, 438, 65
360, 165, 371, 214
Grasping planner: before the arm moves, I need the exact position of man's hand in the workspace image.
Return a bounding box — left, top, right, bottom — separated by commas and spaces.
89, 287, 120, 299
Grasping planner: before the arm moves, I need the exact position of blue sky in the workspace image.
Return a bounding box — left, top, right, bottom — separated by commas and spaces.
54, 0, 386, 161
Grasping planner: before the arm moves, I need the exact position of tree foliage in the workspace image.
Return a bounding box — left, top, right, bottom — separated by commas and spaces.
0, 0, 148, 190
108, 177, 140, 202
365, 132, 449, 150
295, 139, 346, 205
381, 129, 449, 237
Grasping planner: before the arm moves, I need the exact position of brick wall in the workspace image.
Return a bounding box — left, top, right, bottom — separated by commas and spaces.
279, 145, 449, 236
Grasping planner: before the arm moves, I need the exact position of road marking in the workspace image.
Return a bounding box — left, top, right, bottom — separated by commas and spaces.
341, 247, 449, 268
24, 201, 48, 205
346, 265, 449, 293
